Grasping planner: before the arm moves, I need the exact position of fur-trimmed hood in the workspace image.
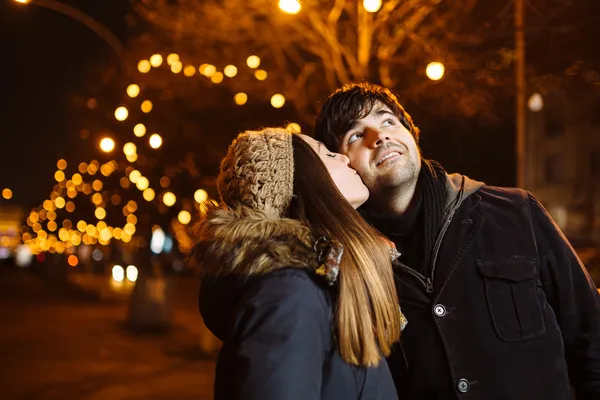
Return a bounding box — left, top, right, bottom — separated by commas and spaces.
193, 205, 320, 341
192, 205, 317, 277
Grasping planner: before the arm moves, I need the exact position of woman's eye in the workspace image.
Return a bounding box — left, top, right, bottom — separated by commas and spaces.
326, 153, 336, 158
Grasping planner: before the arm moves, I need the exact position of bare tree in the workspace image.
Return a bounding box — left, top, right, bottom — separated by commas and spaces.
131, 0, 518, 123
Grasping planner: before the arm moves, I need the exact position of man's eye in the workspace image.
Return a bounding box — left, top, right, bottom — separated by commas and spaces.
347, 132, 362, 144
382, 118, 396, 127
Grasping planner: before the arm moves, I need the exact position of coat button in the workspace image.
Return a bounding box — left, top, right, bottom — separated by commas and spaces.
433, 304, 446, 317
457, 378, 470, 393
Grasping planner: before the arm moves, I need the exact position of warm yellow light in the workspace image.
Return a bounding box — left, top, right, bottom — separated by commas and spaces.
95, 207, 106, 220
183, 65, 196, 76
100, 137, 115, 152
141, 100, 153, 113
426, 62, 445, 81
127, 214, 137, 224
143, 188, 155, 202
124, 223, 136, 235
14, 0, 30, 4
255, 70, 268, 80
54, 197, 65, 209
77, 220, 87, 232
171, 61, 183, 74
78, 162, 87, 173
149, 134, 163, 149
66, 201, 75, 212
278, 0, 301, 14
72, 173, 83, 185
47, 210, 57, 220
126, 153, 138, 163
150, 54, 163, 67
126, 265, 138, 282
163, 192, 176, 207
54, 170, 65, 182
132, 124, 146, 138
129, 170, 142, 184
115, 106, 129, 121
57, 159, 67, 170
68, 255, 79, 267
123, 142, 137, 156
287, 122, 301, 133
194, 189, 208, 203
127, 84, 140, 98
166, 53, 180, 65
202, 64, 216, 77
112, 265, 125, 282
2, 188, 12, 200
127, 200, 138, 212
246, 55, 261, 69
178, 210, 192, 225
210, 72, 224, 84
138, 60, 151, 73
224, 65, 238, 77
271, 93, 286, 108
92, 179, 103, 191
92, 193, 103, 206
363, 0, 382, 13
159, 176, 170, 188
47, 220, 57, 232
136, 177, 149, 191
234, 92, 248, 105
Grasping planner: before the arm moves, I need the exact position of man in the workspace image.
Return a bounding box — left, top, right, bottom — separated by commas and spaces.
315, 82, 600, 399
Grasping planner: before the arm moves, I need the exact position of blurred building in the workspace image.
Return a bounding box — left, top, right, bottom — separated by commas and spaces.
526, 88, 600, 246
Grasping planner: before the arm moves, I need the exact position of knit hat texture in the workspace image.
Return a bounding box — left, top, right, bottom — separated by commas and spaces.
217, 128, 294, 217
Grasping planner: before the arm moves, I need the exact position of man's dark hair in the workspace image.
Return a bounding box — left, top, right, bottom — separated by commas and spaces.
314, 82, 420, 151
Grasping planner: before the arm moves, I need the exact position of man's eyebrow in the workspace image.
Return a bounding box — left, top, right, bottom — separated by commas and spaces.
375, 109, 396, 118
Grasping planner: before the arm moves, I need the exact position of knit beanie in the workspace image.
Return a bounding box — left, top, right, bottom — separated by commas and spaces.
217, 128, 294, 217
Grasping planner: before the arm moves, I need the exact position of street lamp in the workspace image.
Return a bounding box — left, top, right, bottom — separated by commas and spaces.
99, 137, 115, 153
426, 62, 445, 81
278, 0, 301, 15
363, 0, 382, 13
13, 0, 125, 63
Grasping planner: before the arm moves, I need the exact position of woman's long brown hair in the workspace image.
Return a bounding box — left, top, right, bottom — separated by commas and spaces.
289, 134, 401, 366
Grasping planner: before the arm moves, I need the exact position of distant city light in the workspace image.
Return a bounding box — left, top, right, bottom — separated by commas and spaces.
278, 0, 301, 14
224, 65, 238, 77
126, 265, 138, 282
138, 60, 151, 73
246, 55, 261, 69
114, 106, 129, 121
112, 265, 125, 282
134, 123, 146, 137
150, 54, 163, 67
178, 210, 192, 225
149, 134, 163, 149
426, 62, 445, 81
271, 94, 286, 108
99, 137, 115, 152
127, 84, 140, 98
234, 92, 248, 105
163, 192, 176, 207
363, 0, 382, 13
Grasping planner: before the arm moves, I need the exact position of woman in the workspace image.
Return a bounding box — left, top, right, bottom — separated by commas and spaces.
192, 128, 404, 399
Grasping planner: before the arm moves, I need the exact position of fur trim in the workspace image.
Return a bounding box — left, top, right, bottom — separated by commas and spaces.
191, 205, 316, 277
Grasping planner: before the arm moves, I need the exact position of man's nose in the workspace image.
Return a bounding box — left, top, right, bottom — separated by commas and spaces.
365, 128, 390, 148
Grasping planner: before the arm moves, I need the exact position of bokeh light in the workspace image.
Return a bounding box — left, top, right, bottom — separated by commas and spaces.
271, 94, 286, 108
100, 137, 115, 152
246, 55, 261, 69
234, 93, 248, 105
127, 84, 140, 98
149, 134, 163, 149
133, 123, 146, 137
138, 60, 151, 73
163, 192, 176, 207
178, 210, 191, 225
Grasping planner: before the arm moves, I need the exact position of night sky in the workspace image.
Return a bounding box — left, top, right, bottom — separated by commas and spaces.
1, 0, 596, 211
0, 0, 129, 208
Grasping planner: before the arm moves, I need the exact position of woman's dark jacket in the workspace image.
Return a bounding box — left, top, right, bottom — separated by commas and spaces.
386, 172, 600, 399
195, 206, 399, 400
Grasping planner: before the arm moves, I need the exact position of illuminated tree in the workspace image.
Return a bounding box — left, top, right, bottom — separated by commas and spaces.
131, 0, 598, 123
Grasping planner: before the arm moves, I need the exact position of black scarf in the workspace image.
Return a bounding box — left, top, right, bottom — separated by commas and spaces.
361, 160, 447, 274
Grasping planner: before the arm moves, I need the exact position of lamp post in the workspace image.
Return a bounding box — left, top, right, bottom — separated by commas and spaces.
515, 0, 527, 189
13, 0, 125, 63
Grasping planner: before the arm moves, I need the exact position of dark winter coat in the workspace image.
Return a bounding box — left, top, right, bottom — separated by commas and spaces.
388, 173, 600, 399
196, 206, 399, 400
